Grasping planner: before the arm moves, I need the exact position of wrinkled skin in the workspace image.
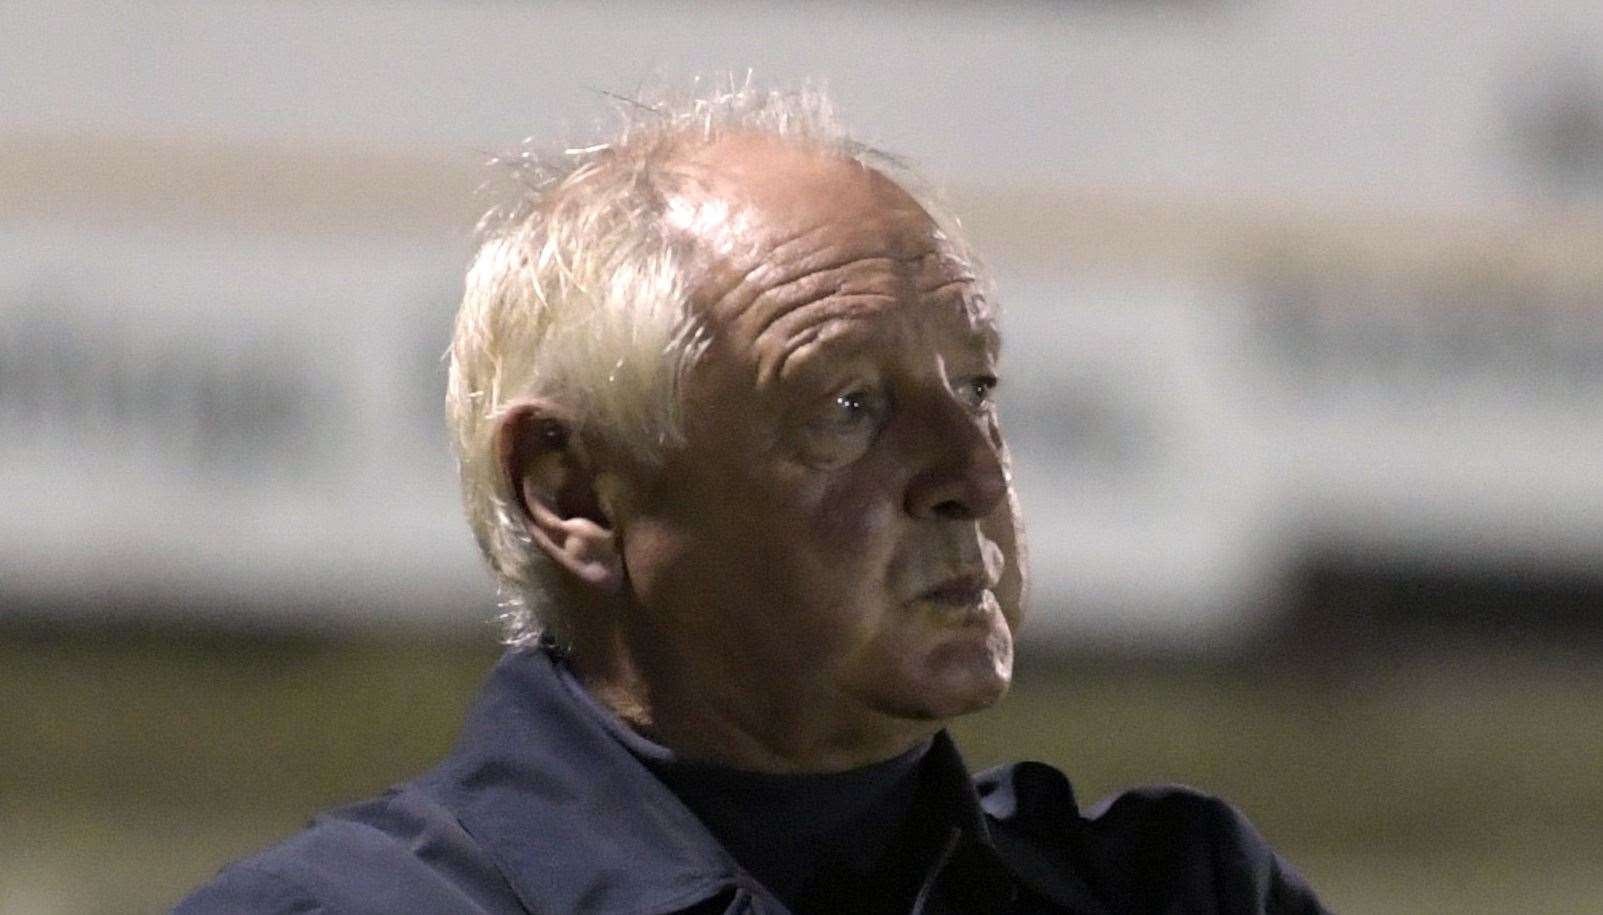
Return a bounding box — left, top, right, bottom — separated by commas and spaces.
564, 137, 1028, 772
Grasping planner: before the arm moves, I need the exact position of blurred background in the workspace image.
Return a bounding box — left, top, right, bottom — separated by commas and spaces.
3, 1, 1601, 912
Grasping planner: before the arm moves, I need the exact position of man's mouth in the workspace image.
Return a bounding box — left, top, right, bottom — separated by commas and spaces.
914, 574, 998, 625
920, 575, 987, 605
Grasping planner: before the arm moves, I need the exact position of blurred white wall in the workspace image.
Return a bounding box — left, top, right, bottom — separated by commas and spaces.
3, 0, 1601, 649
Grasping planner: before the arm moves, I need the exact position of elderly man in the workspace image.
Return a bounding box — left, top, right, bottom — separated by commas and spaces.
179, 86, 1326, 914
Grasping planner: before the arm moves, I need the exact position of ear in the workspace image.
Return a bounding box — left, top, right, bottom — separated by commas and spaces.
495, 401, 625, 594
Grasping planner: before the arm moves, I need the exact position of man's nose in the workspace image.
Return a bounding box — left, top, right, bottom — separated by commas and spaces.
903, 398, 1008, 521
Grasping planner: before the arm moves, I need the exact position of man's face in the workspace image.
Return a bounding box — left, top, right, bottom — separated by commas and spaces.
614, 138, 1026, 749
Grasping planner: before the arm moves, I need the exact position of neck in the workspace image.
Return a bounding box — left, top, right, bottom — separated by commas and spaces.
565, 616, 938, 774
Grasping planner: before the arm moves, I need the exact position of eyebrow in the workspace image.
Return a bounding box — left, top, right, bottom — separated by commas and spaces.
968, 309, 1002, 358
769, 305, 1002, 396
930, 281, 1001, 358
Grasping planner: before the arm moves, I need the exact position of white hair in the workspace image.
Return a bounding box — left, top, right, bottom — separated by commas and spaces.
446, 78, 984, 647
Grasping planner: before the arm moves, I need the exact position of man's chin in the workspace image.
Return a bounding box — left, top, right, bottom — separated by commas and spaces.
875, 624, 1015, 722
927, 634, 1015, 716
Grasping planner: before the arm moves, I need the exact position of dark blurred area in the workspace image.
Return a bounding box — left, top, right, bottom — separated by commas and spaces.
5, 598, 1600, 914
4, 1, 1602, 912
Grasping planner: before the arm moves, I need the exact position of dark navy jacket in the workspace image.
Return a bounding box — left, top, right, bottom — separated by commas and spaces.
176, 648, 1328, 914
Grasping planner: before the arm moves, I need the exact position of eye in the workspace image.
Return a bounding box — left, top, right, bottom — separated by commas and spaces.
793, 385, 887, 467
829, 387, 888, 429
955, 374, 999, 411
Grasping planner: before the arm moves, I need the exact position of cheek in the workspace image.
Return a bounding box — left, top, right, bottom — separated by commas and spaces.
800, 470, 901, 571
616, 514, 712, 617
986, 486, 1028, 628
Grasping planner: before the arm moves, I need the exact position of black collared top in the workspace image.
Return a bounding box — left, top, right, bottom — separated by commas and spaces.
176, 647, 1329, 915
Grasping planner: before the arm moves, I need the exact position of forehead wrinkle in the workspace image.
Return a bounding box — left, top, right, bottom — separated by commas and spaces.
761, 285, 1000, 391
735, 252, 905, 326
918, 275, 977, 297
671, 200, 837, 323
738, 261, 998, 389
714, 247, 906, 353
713, 232, 927, 318
714, 223, 836, 297
688, 190, 952, 323
757, 294, 897, 387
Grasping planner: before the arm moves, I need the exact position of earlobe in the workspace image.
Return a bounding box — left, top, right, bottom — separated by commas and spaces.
496, 402, 626, 594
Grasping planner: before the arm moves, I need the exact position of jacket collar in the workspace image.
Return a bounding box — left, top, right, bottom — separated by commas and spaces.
423, 647, 739, 914
421, 647, 1028, 915
975, 762, 1113, 915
